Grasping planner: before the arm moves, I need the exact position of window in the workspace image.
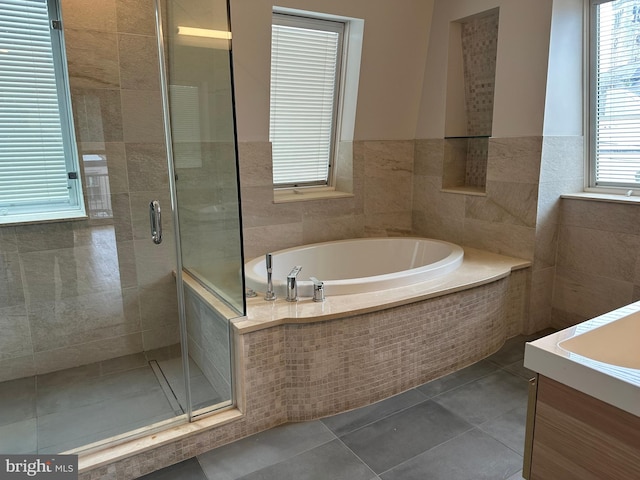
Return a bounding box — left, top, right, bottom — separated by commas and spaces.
0, 0, 85, 224
589, 0, 640, 188
269, 12, 344, 188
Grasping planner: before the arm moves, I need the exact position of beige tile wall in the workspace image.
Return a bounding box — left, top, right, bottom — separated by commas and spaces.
239, 140, 414, 261
552, 197, 640, 329
0, 0, 179, 380
412, 135, 587, 334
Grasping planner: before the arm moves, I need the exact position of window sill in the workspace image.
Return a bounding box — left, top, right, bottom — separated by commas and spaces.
273, 187, 354, 204
561, 192, 640, 205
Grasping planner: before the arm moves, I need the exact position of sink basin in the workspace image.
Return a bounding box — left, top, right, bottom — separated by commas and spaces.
558, 311, 640, 369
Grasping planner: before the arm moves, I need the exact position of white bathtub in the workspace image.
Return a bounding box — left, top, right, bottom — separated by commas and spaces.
244, 237, 464, 297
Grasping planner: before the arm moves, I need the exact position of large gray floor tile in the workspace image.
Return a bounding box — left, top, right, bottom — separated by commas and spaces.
137, 458, 207, 480
0, 418, 37, 454
321, 389, 428, 437
503, 360, 535, 380
479, 405, 527, 455
380, 428, 522, 480
340, 400, 472, 474
237, 439, 376, 480
36, 366, 161, 415
198, 421, 336, 480
0, 376, 36, 426
416, 360, 498, 398
485, 336, 528, 367
38, 387, 175, 452
431, 370, 528, 426
507, 470, 524, 480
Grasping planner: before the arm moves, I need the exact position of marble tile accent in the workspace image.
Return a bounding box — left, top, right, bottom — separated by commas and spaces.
237, 142, 273, 188
34, 334, 144, 375
363, 141, 413, 220
0, 305, 31, 360
28, 290, 140, 352
116, 243, 138, 288
60, 0, 117, 33
116, 0, 157, 36
505, 269, 529, 338
465, 180, 538, 228
139, 280, 179, 330
0, 254, 24, 307
125, 143, 169, 191
111, 193, 133, 242
71, 88, 123, 143
552, 266, 634, 322
133, 237, 177, 286
560, 198, 640, 235
414, 139, 444, 177
533, 212, 559, 271
65, 29, 120, 89
14, 222, 76, 253
486, 137, 543, 184
363, 212, 412, 237
556, 225, 639, 282
539, 136, 584, 182
118, 34, 160, 91
463, 218, 535, 260
442, 138, 468, 188
239, 186, 302, 229
0, 227, 17, 254
121, 90, 164, 144
142, 324, 181, 351
527, 267, 554, 334
83, 143, 129, 194
243, 223, 304, 260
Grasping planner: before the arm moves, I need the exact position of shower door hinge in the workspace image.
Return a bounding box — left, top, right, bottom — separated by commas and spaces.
51, 20, 62, 30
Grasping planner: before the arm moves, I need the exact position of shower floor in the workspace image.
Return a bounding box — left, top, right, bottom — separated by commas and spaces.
0, 346, 222, 454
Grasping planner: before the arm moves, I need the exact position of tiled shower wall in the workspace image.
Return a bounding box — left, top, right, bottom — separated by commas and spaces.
0, 0, 179, 382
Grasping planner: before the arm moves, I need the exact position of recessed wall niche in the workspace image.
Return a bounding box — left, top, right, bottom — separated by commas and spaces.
443, 8, 499, 194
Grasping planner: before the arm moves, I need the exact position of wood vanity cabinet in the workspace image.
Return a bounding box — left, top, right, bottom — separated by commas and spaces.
523, 375, 640, 480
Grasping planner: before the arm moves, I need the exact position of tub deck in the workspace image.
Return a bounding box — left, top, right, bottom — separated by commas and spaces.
234, 247, 530, 334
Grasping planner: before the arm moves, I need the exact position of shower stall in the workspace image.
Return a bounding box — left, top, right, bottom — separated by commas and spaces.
0, 0, 244, 454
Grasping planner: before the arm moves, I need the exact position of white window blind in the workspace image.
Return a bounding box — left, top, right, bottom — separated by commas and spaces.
269, 13, 343, 187
0, 0, 84, 224
592, 0, 640, 187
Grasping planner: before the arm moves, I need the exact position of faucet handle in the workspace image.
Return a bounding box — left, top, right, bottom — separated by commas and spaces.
310, 277, 325, 303
287, 265, 302, 279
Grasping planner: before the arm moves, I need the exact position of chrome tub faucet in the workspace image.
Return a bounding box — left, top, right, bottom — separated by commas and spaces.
286, 266, 302, 302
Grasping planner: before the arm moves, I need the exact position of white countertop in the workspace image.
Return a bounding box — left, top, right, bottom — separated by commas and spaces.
524, 302, 640, 417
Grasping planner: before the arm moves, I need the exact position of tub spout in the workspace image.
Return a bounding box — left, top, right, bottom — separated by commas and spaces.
310, 277, 325, 302
265, 253, 276, 301
286, 266, 302, 302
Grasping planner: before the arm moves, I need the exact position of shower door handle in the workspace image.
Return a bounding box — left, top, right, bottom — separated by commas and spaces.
149, 200, 162, 245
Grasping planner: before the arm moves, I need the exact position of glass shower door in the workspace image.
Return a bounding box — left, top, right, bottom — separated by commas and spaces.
158, 0, 245, 416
